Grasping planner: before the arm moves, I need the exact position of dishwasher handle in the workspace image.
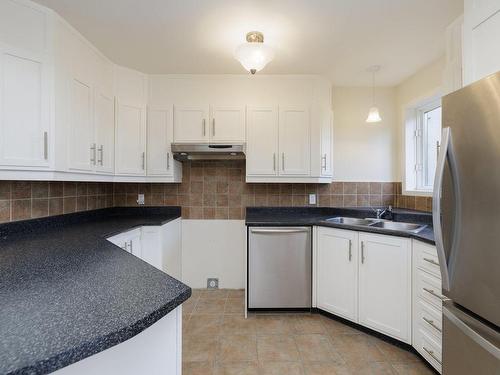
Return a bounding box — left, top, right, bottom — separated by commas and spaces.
250, 228, 310, 234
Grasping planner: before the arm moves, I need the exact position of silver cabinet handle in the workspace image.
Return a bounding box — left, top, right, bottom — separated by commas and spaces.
423, 257, 439, 266
43, 131, 48, 160
423, 287, 447, 301
348, 239, 352, 262
202, 119, 206, 136
97, 145, 104, 166
422, 347, 442, 365
361, 241, 365, 264
121, 243, 128, 251
212, 118, 215, 136
422, 317, 442, 333
282, 153, 285, 171
141, 152, 145, 170
322, 154, 327, 170
167, 152, 170, 170
129, 240, 133, 253
90, 143, 96, 165
273, 153, 276, 171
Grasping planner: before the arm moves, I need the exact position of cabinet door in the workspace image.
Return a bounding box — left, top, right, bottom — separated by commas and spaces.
173, 105, 208, 143
94, 91, 114, 174
246, 106, 279, 176
279, 106, 311, 176
147, 106, 173, 176
68, 78, 94, 172
320, 110, 333, 177
0, 46, 50, 168
317, 227, 358, 322
115, 100, 146, 175
358, 233, 412, 342
128, 230, 142, 258
209, 105, 245, 143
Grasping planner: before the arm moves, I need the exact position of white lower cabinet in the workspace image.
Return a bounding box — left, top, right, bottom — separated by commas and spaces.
316, 227, 412, 344
316, 227, 358, 322
107, 219, 182, 278
358, 233, 412, 343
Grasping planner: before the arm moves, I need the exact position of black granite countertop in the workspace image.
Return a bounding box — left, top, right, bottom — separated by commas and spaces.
245, 207, 435, 245
0, 207, 190, 375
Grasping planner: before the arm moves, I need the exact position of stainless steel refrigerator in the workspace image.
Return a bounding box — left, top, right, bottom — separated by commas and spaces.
434, 71, 500, 374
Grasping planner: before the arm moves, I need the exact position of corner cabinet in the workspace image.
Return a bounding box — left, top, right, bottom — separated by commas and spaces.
315, 227, 412, 344
358, 233, 412, 343
115, 101, 146, 175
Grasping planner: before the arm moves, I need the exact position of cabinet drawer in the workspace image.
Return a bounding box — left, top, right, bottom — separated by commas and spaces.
414, 327, 442, 373
416, 299, 443, 339
414, 241, 441, 279
416, 270, 445, 310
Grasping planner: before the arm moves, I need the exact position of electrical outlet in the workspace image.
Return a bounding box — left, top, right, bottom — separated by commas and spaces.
309, 193, 317, 205
137, 194, 145, 205
207, 278, 219, 289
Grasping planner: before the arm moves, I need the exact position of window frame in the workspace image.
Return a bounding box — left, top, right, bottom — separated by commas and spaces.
403, 94, 442, 197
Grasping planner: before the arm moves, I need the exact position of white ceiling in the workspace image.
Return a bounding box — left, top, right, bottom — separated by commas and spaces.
34, 0, 463, 86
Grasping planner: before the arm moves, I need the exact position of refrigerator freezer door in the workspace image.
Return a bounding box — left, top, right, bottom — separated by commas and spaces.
443, 303, 500, 374
437, 71, 500, 327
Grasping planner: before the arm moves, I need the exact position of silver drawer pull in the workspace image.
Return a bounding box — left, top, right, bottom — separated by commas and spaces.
423, 287, 447, 301
423, 346, 442, 365
348, 239, 352, 262
423, 257, 440, 266
423, 317, 442, 333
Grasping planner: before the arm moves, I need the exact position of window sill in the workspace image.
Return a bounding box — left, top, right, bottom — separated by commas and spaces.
402, 189, 433, 197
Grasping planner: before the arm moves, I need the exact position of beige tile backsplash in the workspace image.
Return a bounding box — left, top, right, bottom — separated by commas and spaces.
0, 161, 431, 223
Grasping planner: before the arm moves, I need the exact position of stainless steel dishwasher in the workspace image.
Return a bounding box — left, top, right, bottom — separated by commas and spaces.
248, 227, 312, 309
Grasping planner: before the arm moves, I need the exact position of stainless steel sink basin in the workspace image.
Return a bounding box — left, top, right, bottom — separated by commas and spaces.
368, 221, 426, 233
326, 217, 374, 226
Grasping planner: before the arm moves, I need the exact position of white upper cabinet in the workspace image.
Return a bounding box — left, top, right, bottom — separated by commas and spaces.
319, 110, 333, 177
358, 233, 412, 343
463, 0, 500, 85
173, 105, 209, 143
114, 66, 147, 176
0, 0, 51, 169
68, 78, 93, 172
317, 227, 358, 322
0, 45, 51, 168
209, 105, 246, 143
279, 106, 310, 176
115, 101, 146, 175
94, 91, 114, 173
147, 105, 180, 178
246, 106, 279, 176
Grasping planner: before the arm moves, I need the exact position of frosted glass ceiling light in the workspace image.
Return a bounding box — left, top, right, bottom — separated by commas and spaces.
366, 65, 382, 123
234, 31, 274, 74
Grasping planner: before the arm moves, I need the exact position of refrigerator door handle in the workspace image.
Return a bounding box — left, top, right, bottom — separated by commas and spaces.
443, 306, 500, 360
432, 127, 461, 291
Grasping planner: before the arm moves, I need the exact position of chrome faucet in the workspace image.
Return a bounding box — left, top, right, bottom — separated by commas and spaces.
375, 205, 392, 219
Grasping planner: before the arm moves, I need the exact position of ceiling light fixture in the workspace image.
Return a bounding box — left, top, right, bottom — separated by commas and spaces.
234, 31, 274, 74
366, 65, 382, 123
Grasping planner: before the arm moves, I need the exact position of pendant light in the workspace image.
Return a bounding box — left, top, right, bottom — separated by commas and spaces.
234, 31, 274, 74
366, 65, 382, 123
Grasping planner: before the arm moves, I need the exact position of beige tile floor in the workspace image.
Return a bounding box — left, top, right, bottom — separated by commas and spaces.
182, 289, 436, 375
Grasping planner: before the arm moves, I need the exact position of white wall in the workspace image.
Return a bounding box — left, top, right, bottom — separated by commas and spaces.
332, 87, 398, 182
181, 220, 246, 289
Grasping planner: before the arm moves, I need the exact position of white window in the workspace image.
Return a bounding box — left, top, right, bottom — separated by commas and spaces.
404, 97, 442, 195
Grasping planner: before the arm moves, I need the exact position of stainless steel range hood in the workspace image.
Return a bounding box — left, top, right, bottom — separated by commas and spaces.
171, 143, 246, 161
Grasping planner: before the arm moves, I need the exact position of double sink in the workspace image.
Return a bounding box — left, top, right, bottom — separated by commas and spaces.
326, 217, 427, 234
